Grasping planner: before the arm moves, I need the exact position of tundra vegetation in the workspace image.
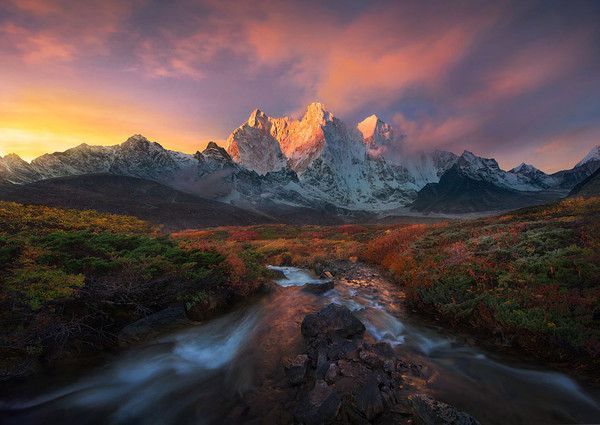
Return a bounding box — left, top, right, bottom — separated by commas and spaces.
1, 197, 598, 379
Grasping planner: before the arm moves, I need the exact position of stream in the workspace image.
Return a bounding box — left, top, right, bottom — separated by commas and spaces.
1, 264, 599, 424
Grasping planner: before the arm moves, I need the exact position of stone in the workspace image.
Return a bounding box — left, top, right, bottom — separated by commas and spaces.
283, 354, 309, 386
356, 376, 385, 421
325, 363, 339, 384
301, 304, 365, 340
302, 279, 334, 294
294, 380, 341, 425
410, 394, 480, 425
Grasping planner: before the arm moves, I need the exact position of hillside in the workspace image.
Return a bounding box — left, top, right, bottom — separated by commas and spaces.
0, 174, 272, 230
0, 201, 274, 380
569, 168, 600, 197
366, 197, 600, 370
411, 165, 563, 213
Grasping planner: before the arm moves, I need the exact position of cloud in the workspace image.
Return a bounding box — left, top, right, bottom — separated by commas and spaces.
0, 0, 135, 64
0, 0, 598, 172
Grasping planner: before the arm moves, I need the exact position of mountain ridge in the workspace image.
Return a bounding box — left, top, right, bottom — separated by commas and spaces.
1, 104, 598, 215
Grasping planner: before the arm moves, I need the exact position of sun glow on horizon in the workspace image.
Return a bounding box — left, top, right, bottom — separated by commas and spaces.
0, 89, 224, 160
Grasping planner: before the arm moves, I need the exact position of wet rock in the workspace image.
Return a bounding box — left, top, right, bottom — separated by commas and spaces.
118, 305, 191, 346
283, 354, 309, 386
315, 351, 330, 379
325, 363, 339, 383
410, 394, 480, 425
294, 380, 341, 425
301, 304, 365, 340
359, 348, 385, 369
302, 279, 334, 294
356, 376, 385, 421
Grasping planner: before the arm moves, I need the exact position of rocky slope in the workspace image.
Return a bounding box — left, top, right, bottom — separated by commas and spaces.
224, 103, 453, 210
551, 146, 600, 189
569, 167, 600, 197
411, 148, 599, 213
411, 163, 561, 213
1, 106, 598, 215
0, 174, 273, 230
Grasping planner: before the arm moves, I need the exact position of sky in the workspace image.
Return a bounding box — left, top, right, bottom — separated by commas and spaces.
0, 0, 598, 172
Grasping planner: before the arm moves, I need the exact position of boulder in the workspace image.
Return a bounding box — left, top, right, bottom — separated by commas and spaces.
283, 354, 309, 386
356, 376, 385, 421
118, 305, 191, 346
302, 279, 334, 294
409, 394, 480, 425
301, 304, 365, 340
294, 380, 341, 425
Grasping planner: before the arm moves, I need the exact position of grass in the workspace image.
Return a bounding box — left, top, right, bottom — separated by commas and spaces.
0, 201, 272, 376
2, 196, 598, 378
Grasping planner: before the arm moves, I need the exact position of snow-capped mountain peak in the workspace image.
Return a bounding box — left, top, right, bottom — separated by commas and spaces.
246, 108, 270, 128
225, 109, 288, 175
303, 101, 333, 124
457, 150, 501, 171
510, 162, 538, 174
357, 114, 395, 158
576, 145, 600, 167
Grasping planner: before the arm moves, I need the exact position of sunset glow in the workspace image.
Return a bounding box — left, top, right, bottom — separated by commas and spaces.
0, 0, 599, 172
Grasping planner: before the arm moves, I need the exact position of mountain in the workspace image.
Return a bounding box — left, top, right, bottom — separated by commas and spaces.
551, 145, 600, 189
411, 163, 561, 213
569, 167, 600, 197
357, 114, 397, 159
224, 102, 455, 210
0, 174, 272, 230
508, 163, 558, 189
575, 145, 600, 167
0, 153, 39, 184
226, 109, 288, 175
411, 148, 600, 213
2, 105, 598, 217
452, 151, 547, 191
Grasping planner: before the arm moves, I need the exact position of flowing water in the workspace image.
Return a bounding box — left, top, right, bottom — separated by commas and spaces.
1, 265, 599, 424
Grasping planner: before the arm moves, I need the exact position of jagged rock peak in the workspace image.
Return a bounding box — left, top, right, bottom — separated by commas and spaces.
122, 134, 151, 147
576, 145, 600, 167
247, 108, 270, 128
357, 114, 394, 144
510, 163, 540, 174
202, 141, 231, 161
303, 102, 333, 123
458, 150, 500, 169
1, 153, 27, 163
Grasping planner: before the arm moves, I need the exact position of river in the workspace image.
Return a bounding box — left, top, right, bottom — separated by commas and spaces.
1, 264, 599, 424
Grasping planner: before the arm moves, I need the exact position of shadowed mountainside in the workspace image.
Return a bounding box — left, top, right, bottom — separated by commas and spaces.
569, 168, 600, 197
0, 174, 273, 230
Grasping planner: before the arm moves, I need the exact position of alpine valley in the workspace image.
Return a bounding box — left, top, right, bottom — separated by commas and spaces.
1, 102, 598, 224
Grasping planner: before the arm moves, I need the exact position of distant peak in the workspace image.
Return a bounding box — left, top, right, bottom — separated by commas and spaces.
304, 102, 333, 122
247, 108, 269, 127
123, 134, 150, 145
576, 145, 600, 167
3, 152, 23, 160
202, 141, 231, 161
357, 114, 394, 151
121, 134, 164, 151
510, 162, 538, 174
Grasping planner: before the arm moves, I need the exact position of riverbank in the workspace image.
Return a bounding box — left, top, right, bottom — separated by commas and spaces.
2, 262, 599, 424
0, 201, 276, 382
174, 198, 600, 381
